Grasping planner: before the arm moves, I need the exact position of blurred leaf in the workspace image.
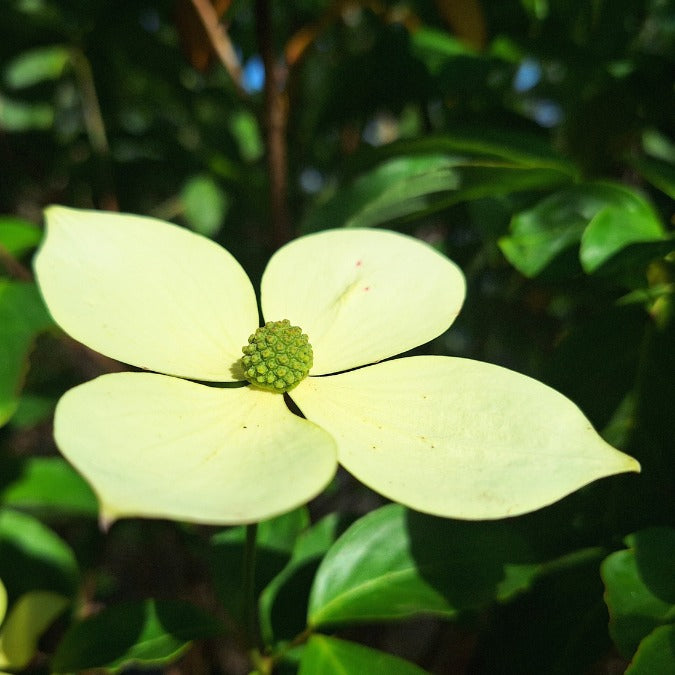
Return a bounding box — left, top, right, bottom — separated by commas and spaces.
0, 95, 53, 131
260, 514, 341, 644
302, 154, 570, 232
629, 155, 675, 199
298, 635, 428, 675
307, 504, 556, 628
500, 182, 665, 277
7, 394, 55, 428
0, 457, 98, 518
0, 591, 69, 670
602, 528, 675, 658
3, 45, 69, 89
229, 109, 264, 162
51, 599, 222, 673
0, 281, 53, 427
0, 218, 42, 258
181, 175, 229, 237
0, 508, 78, 599
626, 624, 675, 675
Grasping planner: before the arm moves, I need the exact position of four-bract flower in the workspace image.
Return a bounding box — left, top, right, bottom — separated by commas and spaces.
34, 206, 640, 525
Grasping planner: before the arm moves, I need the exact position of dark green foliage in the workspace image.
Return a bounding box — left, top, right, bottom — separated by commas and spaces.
0, 0, 672, 672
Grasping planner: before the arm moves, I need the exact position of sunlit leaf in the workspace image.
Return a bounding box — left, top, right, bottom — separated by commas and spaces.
299, 635, 429, 675
0, 591, 69, 670
51, 600, 223, 673
307, 504, 549, 627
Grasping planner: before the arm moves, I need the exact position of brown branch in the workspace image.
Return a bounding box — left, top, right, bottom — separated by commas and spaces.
190, 0, 244, 93
255, 0, 291, 248
0, 244, 33, 281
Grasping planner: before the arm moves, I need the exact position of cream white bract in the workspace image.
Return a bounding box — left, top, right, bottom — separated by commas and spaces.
34, 206, 640, 525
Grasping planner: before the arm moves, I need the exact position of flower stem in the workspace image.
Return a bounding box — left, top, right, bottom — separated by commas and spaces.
242, 522, 259, 648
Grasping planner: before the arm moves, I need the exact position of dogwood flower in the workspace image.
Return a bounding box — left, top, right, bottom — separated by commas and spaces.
34, 207, 639, 525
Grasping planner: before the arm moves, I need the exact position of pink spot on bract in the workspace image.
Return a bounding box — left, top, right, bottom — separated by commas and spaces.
363, 286, 371, 292
355, 259, 362, 267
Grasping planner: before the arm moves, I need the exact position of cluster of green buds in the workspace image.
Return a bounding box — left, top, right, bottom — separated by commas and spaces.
241, 319, 313, 393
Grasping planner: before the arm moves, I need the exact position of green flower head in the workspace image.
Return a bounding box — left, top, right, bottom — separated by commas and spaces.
34, 207, 640, 525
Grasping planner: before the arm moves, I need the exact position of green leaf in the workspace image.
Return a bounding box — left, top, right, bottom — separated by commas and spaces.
0, 217, 42, 258
580, 200, 668, 273
0, 94, 53, 131
209, 508, 309, 622
0, 591, 69, 670
0, 281, 53, 427
626, 624, 675, 675
307, 504, 548, 627
181, 175, 229, 238
51, 600, 222, 673
298, 635, 429, 675
0, 457, 98, 518
602, 528, 675, 658
500, 181, 666, 277
260, 514, 341, 645
302, 154, 570, 233
3, 45, 70, 89
629, 155, 675, 199
0, 508, 78, 599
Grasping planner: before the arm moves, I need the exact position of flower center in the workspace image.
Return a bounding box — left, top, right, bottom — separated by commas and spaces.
241, 319, 313, 393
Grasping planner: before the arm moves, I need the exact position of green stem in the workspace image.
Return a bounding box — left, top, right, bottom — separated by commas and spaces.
242, 522, 259, 648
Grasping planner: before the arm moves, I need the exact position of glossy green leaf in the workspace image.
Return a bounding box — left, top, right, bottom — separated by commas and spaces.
302, 154, 570, 232
0, 217, 42, 258
0, 591, 69, 670
0, 457, 98, 518
298, 635, 429, 675
0, 508, 78, 598
4, 45, 70, 89
0, 281, 53, 427
580, 199, 667, 273
307, 504, 548, 627
51, 600, 223, 673
360, 129, 577, 174
260, 514, 341, 644
602, 528, 675, 658
181, 175, 229, 237
626, 624, 675, 675
500, 182, 665, 277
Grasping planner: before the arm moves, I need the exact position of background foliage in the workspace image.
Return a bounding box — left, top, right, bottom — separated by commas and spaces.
0, 0, 673, 672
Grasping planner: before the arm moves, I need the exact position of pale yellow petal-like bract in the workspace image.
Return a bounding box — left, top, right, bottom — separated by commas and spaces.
261, 229, 465, 375
35, 206, 259, 381
290, 356, 640, 519
54, 373, 337, 525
